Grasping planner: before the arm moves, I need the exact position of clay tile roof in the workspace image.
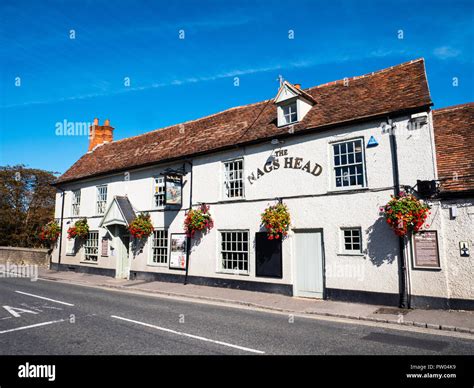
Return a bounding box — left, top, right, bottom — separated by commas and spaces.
433, 103, 474, 194
56, 58, 432, 185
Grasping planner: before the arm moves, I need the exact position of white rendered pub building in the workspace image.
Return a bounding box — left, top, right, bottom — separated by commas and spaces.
52, 59, 474, 310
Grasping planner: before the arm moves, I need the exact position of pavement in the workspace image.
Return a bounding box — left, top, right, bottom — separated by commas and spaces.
35, 268, 474, 335
0, 274, 473, 355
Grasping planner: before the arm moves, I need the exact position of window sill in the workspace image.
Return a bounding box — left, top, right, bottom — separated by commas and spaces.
277, 122, 298, 128
147, 263, 168, 268
216, 270, 250, 276
79, 261, 99, 265
328, 187, 369, 194
337, 253, 365, 257
220, 197, 246, 202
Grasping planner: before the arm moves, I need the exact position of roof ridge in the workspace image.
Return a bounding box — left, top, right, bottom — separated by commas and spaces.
307, 58, 425, 90
433, 102, 474, 114
103, 58, 425, 149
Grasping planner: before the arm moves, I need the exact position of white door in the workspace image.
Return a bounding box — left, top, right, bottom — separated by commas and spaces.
115, 228, 130, 279
294, 230, 324, 298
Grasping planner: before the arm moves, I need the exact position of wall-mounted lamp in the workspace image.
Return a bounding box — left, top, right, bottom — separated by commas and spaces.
381, 119, 396, 134
450, 205, 458, 219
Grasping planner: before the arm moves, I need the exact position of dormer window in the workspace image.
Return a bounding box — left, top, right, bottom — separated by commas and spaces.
274, 80, 316, 127
282, 102, 298, 125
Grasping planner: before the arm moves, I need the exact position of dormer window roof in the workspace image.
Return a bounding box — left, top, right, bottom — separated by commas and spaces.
274, 81, 316, 127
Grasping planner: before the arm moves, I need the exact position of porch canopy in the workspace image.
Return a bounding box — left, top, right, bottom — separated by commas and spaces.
99, 196, 136, 228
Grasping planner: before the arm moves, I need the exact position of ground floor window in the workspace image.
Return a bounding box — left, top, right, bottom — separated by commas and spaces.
151, 229, 168, 264
84, 231, 99, 262
220, 230, 249, 274
341, 227, 362, 253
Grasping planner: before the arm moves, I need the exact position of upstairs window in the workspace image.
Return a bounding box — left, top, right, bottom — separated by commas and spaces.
96, 185, 108, 215
223, 159, 244, 199
333, 139, 366, 188
282, 102, 297, 125
71, 189, 81, 216
153, 177, 165, 207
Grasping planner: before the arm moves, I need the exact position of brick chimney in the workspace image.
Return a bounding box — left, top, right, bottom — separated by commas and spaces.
88, 118, 114, 151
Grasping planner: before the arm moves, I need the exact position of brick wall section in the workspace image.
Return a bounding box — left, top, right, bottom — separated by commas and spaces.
433, 103, 474, 193
56, 58, 432, 185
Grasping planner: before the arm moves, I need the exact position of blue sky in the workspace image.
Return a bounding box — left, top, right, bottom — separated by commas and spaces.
1, 0, 473, 175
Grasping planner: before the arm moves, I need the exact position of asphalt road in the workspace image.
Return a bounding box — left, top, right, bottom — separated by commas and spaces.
0, 276, 473, 355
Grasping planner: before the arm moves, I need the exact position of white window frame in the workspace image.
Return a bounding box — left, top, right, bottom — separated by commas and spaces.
83, 231, 99, 262
148, 229, 168, 266
96, 185, 108, 215
153, 176, 165, 208
340, 227, 363, 255
331, 138, 367, 190
71, 189, 81, 216
281, 101, 298, 125
218, 230, 250, 275
222, 158, 245, 200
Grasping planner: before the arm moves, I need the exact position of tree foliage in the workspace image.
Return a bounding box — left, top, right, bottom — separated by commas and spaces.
0, 165, 59, 247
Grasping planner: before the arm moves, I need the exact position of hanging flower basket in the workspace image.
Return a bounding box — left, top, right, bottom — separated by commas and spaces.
380, 192, 431, 237
67, 218, 89, 239
184, 204, 214, 238
261, 202, 291, 240
129, 213, 154, 239
39, 220, 61, 245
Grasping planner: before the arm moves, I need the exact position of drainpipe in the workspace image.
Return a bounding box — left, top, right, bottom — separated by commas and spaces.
57, 186, 66, 268
388, 120, 409, 309
184, 161, 193, 285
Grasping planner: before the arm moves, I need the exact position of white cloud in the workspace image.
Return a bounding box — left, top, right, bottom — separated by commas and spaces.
0, 60, 315, 108
433, 46, 461, 59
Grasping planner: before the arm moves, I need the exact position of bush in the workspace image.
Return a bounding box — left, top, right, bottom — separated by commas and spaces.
39, 220, 61, 245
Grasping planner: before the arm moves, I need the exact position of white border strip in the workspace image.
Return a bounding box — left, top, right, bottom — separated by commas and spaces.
15, 291, 74, 306
111, 315, 265, 354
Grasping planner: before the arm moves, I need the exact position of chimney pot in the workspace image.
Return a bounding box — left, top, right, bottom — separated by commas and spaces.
294, 83, 301, 90
88, 117, 114, 151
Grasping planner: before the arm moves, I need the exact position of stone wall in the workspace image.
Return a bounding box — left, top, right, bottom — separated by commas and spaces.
0, 246, 51, 267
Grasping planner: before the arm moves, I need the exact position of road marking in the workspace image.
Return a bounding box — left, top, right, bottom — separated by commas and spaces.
15, 291, 74, 306
0, 319, 65, 334
3, 305, 38, 318
111, 315, 265, 354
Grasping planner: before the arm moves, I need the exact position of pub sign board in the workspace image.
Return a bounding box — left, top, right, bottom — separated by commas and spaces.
164, 175, 183, 206
413, 231, 441, 269
169, 233, 187, 270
